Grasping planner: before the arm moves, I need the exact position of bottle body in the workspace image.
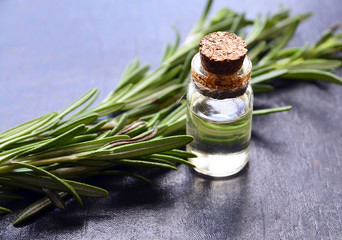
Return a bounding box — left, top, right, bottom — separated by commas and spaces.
186, 53, 253, 177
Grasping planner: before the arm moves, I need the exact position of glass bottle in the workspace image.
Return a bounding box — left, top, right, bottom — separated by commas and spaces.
186, 32, 253, 177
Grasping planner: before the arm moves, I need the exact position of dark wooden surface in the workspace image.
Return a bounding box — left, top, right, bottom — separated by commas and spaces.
1, 0, 342, 239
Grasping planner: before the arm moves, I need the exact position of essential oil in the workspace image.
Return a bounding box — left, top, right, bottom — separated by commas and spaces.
186, 32, 253, 177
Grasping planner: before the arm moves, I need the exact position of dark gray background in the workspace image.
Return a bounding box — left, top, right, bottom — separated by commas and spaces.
1, 0, 342, 239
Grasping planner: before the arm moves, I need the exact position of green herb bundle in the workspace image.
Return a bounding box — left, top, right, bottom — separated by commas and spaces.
1, 0, 342, 226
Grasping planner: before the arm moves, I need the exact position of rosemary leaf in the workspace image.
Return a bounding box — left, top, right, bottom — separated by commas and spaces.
114, 159, 178, 170
51, 114, 98, 136
161, 149, 198, 159
42, 188, 65, 210
0, 193, 24, 200
253, 106, 292, 115
0, 206, 12, 214
147, 154, 196, 167
0, 113, 58, 148
12, 162, 83, 206
252, 84, 275, 93
83, 135, 194, 160
25, 124, 86, 155
116, 65, 149, 90
58, 88, 99, 118
282, 69, 342, 84
251, 69, 288, 84
13, 192, 68, 227
0, 113, 51, 140
85, 119, 109, 134
8, 175, 108, 198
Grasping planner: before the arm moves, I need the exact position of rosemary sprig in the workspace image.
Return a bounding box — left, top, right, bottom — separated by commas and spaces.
1, 0, 342, 226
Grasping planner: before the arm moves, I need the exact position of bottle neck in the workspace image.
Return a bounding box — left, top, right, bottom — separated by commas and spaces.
191, 53, 252, 99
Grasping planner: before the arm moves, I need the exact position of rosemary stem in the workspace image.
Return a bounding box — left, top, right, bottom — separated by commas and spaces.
0, 155, 79, 174
27, 154, 80, 167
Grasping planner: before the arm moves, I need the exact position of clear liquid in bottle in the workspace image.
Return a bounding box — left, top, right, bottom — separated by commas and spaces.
187, 81, 253, 177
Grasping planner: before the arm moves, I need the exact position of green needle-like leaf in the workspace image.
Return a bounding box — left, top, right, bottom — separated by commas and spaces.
0, 206, 12, 214
110, 114, 128, 136
84, 135, 194, 160
161, 149, 198, 158
8, 175, 108, 198
282, 69, 342, 84
253, 106, 292, 115
0, 113, 58, 147
13, 192, 68, 227
252, 84, 274, 93
251, 69, 288, 84
51, 114, 98, 136
115, 159, 178, 170
86, 120, 109, 135
0, 113, 50, 139
25, 124, 86, 155
0, 193, 24, 200
287, 59, 342, 71
12, 162, 83, 206
147, 154, 195, 167
58, 88, 99, 118
116, 65, 149, 90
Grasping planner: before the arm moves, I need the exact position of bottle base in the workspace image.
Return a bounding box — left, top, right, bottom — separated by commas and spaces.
187, 146, 249, 178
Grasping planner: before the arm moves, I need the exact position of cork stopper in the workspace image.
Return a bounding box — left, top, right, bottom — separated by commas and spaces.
191, 32, 251, 99
199, 32, 247, 75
